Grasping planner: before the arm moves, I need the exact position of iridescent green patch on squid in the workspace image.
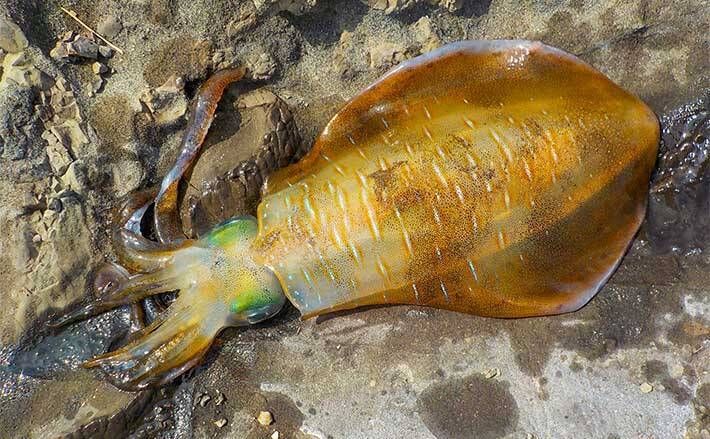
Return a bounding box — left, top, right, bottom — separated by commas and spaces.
229, 284, 281, 315
197, 217, 286, 324
202, 217, 259, 249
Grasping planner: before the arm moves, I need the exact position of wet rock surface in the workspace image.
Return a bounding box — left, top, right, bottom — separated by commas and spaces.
0, 82, 47, 179
0, 1, 707, 438
417, 374, 518, 439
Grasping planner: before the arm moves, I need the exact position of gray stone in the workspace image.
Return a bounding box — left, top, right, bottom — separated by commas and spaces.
252, 0, 319, 15
59, 160, 89, 193
50, 34, 101, 62
411, 16, 443, 52
0, 190, 94, 343
46, 137, 73, 175
49, 120, 89, 154
47, 197, 62, 212
367, 41, 410, 68
70, 36, 99, 59
98, 45, 113, 58
226, 2, 258, 37
139, 75, 188, 126
92, 62, 108, 75
0, 16, 28, 53
97, 15, 122, 39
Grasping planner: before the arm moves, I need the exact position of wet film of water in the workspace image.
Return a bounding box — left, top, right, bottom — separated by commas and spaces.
648, 93, 709, 253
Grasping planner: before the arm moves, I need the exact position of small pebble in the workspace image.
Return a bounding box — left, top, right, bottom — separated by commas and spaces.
214, 418, 227, 428
97, 16, 122, 39
69, 35, 99, 59
640, 382, 654, 394
98, 45, 113, 58
271, 431, 280, 439
91, 76, 105, 93
484, 368, 500, 379
257, 410, 273, 426
92, 62, 108, 75
215, 392, 225, 406
32, 234, 42, 243
199, 394, 212, 407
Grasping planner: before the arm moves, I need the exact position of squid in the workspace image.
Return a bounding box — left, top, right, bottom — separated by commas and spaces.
51, 40, 659, 390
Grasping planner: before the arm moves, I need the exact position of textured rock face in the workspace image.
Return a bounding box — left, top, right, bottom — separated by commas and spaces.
0, 83, 42, 162
0, 12, 107, 356
0, 15, 27, 53
0, 189, 94, 343
364, 0, 463, 14
0, 1, 707, 438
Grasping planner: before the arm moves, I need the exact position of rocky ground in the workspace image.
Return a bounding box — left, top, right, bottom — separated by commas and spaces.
0, 0, 708, 438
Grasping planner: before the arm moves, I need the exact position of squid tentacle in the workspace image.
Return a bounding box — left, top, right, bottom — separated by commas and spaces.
154, 67, 247, 244
92, 68, 247, 327
48, 258, 197, 327
83, 305, 219, 390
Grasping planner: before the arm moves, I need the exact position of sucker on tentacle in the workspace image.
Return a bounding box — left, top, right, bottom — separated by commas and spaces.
51, 41, 659, 390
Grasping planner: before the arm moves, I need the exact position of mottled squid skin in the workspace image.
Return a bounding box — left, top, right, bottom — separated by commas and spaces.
52, 40, 659, 389
255, 40, 659, 318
